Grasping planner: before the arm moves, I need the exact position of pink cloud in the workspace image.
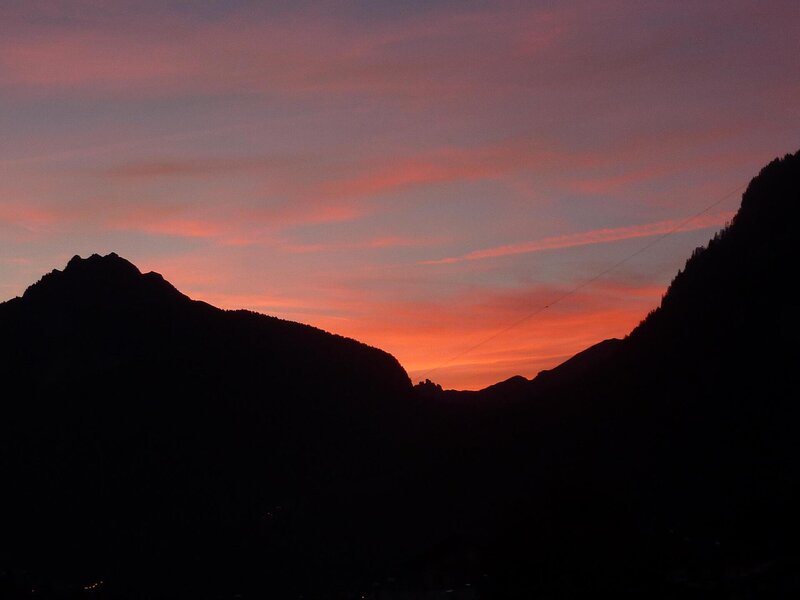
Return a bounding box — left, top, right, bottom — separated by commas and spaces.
314, 139, 558, 202
423, 210, 735, 265
0, 32, 192, 88
568, 163, 681, 195
0, 194, 364, 243
0, 196, 229, 240
101, 158, 292, 179
0, 202, 58, 228
128, 219, 225, 239
0, 4, 571, 101
285, 236, 435, 254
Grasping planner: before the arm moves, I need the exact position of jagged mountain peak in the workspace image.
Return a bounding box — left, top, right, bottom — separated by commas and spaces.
63, 251, 140, 275
20, 251, 187, 306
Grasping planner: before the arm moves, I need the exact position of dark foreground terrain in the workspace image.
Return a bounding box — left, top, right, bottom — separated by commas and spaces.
2, 151, 799, 598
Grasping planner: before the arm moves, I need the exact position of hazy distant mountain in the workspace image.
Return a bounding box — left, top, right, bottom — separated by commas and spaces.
2, 150, 799, 598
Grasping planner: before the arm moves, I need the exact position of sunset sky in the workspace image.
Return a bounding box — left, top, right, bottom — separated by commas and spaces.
2, 1, 799, 389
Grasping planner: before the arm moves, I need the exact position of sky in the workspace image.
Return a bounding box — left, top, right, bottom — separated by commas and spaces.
1, 1, 799, 389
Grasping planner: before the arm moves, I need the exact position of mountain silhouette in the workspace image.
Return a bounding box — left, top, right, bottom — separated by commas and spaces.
9, 251, 410, 397
414, 150, 800, 595
1, 253, 417, 598
2, 150, 800, 598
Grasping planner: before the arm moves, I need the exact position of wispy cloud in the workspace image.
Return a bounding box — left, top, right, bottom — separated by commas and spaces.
317, 140, 549, 198
1, 0, 797, 391
0, 202, 58, 228
423, 210, 735, 265
0, 3, 571, 100
101, 157, 296, 179
284, 236, 435, 254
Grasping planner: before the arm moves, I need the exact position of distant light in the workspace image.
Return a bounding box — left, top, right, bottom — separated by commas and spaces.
82, 580, 104, 591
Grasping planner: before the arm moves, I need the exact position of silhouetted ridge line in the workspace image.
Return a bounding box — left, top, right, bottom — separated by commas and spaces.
2, 252, 416, 594
419, 180, 745, 380
22, 252, 189, 307
3, 150, 800, 598
630, 150, 800, 343
410, 149, 800, 596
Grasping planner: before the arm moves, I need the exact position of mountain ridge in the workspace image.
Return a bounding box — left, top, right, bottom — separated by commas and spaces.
2, 150, 799, 597
22, 252, 186, 304
462, 150, 800, 400
11, 251, 410, 372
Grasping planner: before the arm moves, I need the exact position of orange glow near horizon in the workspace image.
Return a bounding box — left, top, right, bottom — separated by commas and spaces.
180, 270, 666, 389
2, 2, 798, 389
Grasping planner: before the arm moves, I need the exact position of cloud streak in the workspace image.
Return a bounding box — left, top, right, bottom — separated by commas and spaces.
317, 140, 550, 199
423, 210, 735, 265
100, 157, 297, 179
2, 1, 798, 389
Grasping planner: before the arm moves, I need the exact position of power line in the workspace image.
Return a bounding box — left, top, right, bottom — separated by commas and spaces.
419, 181, 747, 380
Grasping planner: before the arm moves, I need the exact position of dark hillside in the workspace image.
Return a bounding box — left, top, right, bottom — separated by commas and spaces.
2, 151, 800, 597
0, 253, 414, 597
410, 151, 800, 596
